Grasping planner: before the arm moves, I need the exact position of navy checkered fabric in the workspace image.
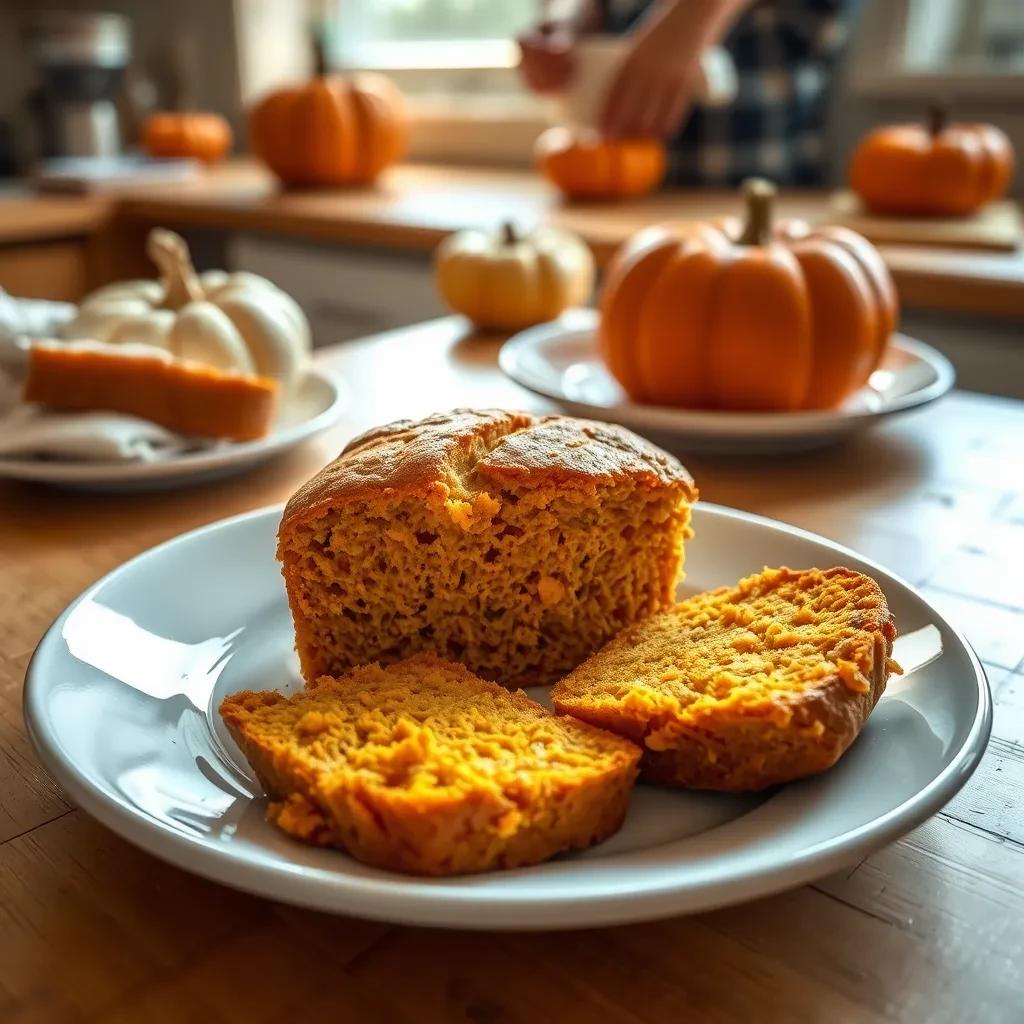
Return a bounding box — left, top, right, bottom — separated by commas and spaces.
599, 0, 855, 186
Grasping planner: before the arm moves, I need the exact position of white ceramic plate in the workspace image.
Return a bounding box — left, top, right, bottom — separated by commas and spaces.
0, 370, 345, 492
499, 310, 956, 455
24, 503, 990, 929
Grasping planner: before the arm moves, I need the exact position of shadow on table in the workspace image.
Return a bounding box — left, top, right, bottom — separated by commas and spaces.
448, 325, 508, 367
683, 427, 932, 513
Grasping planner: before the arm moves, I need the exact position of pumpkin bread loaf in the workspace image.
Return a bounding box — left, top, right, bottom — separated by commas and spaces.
23, 340, 278, 441
552, 567, 898, 792
278, 409, 697, 688
220, 654, 641, 875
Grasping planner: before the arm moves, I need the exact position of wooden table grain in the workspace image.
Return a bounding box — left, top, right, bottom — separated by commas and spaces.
2, 317, 1023, 1023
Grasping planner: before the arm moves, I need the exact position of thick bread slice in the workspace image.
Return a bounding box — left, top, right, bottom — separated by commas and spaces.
220, 654, 640, 876
552, 567, 899, 792
23, 340, 278, 441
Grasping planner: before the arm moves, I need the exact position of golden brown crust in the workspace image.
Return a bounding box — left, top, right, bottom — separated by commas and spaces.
552, 566, 898, 792
280, 408, 697, 535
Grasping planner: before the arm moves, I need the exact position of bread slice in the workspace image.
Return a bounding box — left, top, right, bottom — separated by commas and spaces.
277, 409, 697, 688
220, 654, 641, 875
23, 340, 278, 441
552, 567, 898, 792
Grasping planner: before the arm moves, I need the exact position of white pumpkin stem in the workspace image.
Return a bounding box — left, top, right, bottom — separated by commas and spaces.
736, 178, 776, 246
500, 221, 519, 246
147, 229, 204, 309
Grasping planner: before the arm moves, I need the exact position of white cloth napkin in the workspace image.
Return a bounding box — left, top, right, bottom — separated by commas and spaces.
0, 291, 214, 463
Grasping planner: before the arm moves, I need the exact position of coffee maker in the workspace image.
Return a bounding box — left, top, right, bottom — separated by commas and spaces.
26, 12, 130, 159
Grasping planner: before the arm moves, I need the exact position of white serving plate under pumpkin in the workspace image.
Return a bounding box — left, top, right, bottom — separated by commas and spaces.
499, 309, 955, 456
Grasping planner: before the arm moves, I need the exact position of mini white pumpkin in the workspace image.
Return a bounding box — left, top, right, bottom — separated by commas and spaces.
61, 229, 311, 389
434, 221, 594, 332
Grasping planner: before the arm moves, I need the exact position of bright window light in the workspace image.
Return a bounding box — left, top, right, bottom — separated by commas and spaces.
904, 0, 1024, 71
331, 0, 534, 69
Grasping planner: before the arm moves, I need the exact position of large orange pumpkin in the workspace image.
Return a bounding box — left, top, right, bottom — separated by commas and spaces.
535, 126, 666, 201
849, 106, 1014, 217
249, 73, 407, 187
141, 112, 232, 164
600, 179, 898, 411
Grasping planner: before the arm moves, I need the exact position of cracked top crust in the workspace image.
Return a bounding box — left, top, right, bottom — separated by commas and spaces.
281, 409, 698, 531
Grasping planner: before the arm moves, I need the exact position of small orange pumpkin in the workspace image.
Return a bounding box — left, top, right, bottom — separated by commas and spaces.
141, 112, 232, 164
849, 106, 1014, 217
600, 179, 898, 411
249, 73, 407, 187
535, 126, 666, 201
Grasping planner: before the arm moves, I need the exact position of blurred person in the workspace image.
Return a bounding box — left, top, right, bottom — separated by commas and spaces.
518, 0, 858, 186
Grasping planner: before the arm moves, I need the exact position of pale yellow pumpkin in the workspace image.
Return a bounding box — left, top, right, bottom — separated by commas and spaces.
434, 222, 594, 332
61, 229, 311, 390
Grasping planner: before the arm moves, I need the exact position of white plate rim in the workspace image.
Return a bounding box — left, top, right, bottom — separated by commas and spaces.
0, 369, 346, 484
23, 503, 991, 929
498, 310, 956, 437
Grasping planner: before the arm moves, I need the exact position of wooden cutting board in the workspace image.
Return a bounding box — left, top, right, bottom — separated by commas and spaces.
828, 191, 1023, 251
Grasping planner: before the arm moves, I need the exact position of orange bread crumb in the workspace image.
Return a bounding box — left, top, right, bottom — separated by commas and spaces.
23, 341, 278, 441
552, 567, 899, 791
219, 654, 640, 875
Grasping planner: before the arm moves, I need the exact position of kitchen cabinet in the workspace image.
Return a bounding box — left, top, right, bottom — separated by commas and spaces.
0, 241, 88, 301
228, 233, 447, 347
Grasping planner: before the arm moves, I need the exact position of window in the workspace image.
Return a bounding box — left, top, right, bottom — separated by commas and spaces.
904, 0, 1024, 73
323, 0, 549, 165
850, 0, 1024, 97
329, 0, 535, 71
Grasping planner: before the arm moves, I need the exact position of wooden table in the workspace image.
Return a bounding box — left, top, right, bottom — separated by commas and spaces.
3, 317, 1024, 1022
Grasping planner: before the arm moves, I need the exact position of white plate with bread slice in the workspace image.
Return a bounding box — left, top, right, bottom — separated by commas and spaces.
499, 309, 955, 455
0, 368, 346, 492
25, 501, 989, 929
0, 228, 345, 491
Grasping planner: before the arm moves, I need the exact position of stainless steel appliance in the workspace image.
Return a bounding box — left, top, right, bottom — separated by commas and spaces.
26, 12, 130, 159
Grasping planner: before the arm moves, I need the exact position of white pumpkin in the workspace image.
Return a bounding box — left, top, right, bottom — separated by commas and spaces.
61, 229, 311, 389
434, 221, 594, 332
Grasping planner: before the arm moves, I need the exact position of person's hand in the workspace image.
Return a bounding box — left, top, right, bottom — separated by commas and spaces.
600, 0, 749, 138
600, 19, 701, 138
517, 21, 576, 94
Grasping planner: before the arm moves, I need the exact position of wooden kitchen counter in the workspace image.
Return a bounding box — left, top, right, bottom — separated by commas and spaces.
2, 316, 1024, 1021
0, 190, 111, 246
0, 189, 115, 301
2, 160, 1022, 317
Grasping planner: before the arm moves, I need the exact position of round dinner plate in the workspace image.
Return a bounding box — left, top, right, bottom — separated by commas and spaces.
499, 309, 955, 455
25, 504, 989, 930
0, 369, 346, 492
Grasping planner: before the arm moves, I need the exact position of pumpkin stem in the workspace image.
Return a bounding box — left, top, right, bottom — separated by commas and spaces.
927, 103, 948, 136
311, 24, 330, 78
500, 221, 519, 246
736, 178, 776, 246
147, 228, 204, 309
